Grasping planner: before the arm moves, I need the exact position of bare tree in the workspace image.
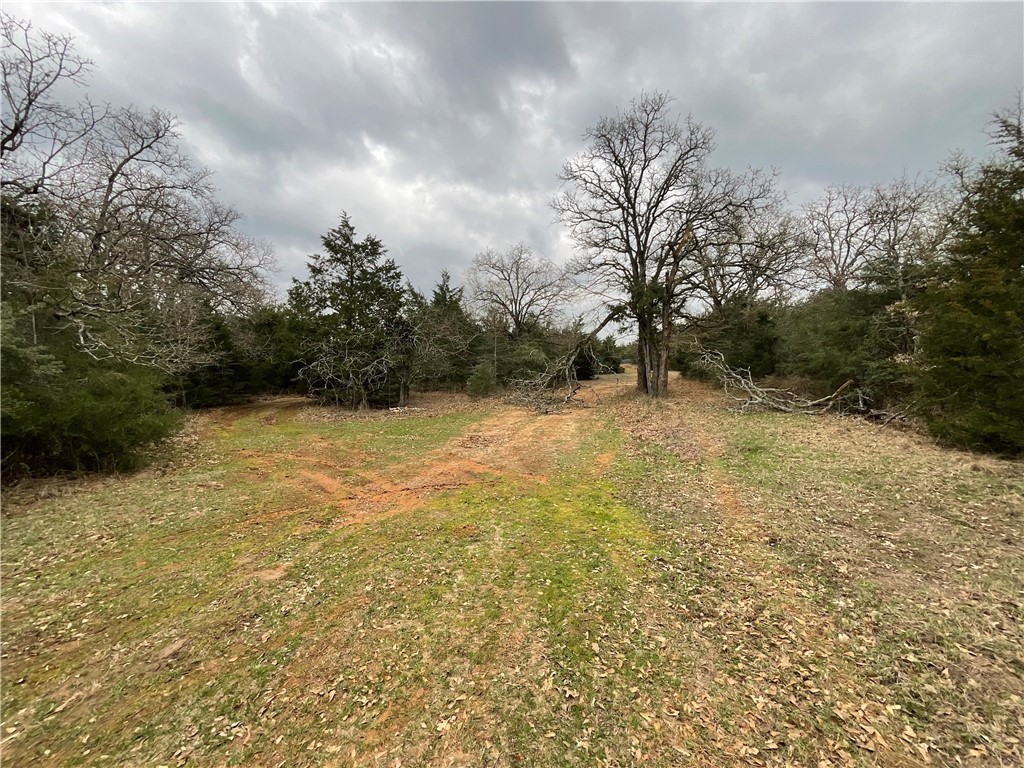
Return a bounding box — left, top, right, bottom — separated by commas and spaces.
1, 13, 105, 198
553, 92, 778, 396
681, 202, 804, 316
9, 105, 271, 371
504, 349, 583, 414
2, 16, 272, 373
801, 173, 960, 298
862, 173, 961, 360
800, 183, 877, 292
299, 332, 398, 409
464, 243, 573, 336
866, 174, 958, 297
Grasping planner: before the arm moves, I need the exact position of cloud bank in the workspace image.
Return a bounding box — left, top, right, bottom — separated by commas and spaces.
11, 1, 1023, 295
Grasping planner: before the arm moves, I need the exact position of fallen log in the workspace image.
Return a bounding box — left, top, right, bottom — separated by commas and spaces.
505, 351, 584, 414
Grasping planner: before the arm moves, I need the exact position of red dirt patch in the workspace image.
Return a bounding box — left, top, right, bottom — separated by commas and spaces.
273, 397, 608, 528
298, 470, 348, 495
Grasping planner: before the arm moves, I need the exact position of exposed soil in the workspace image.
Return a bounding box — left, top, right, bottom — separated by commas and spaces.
207, 378, 629, 531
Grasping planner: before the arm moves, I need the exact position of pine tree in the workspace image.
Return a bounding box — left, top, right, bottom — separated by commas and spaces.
288, 213, 406, 408
913, 108, 1024, 453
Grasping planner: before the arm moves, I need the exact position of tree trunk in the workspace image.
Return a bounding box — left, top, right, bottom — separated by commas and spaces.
656, 300, 674, 395
635, 324, 650, 395
637, 322, 667, 396
657, 331, 671, 395
647, 338, 663, 397
656, 229, 687, 397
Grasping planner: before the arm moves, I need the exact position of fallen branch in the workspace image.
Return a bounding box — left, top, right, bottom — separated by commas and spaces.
879, 410, 907, 427
505, 321, 622, 414
505, 350, 583, 414
694, 343, 854, 415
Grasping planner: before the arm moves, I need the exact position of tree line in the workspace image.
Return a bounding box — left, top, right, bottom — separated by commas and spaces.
0, 11, 614, 475
2, 15, 272, 475
565, 93, 1020, 454
2, 15, 1021, 479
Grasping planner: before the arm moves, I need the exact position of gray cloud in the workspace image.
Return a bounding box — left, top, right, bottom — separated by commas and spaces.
10, 1, 1023, 295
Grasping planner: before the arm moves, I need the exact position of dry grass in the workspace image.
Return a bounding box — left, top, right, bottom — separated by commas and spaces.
609, 375, 1023, 766
1, 374, 1021, 767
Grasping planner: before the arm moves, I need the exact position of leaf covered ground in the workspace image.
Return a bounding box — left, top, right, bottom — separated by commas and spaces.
2, 373, 1022, 767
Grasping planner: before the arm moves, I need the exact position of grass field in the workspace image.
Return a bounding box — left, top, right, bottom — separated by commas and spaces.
2, 372, 1022, 767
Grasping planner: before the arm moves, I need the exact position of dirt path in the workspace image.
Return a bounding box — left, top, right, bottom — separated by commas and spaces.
192, 378, 937, 763
198, 374, 634, 531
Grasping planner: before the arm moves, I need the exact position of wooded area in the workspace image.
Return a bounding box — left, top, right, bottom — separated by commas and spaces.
2, 14, 1022, 479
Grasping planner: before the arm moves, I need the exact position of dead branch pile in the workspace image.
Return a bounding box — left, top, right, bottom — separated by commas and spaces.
695, 344, 854, 414
505, 351, 583, 414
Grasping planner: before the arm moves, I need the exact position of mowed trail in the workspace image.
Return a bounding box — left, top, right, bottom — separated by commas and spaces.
184, 376, 1021, 767
215, 374, 934, 765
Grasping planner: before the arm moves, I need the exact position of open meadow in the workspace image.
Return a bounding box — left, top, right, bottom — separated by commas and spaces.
2, 371, 1022, 767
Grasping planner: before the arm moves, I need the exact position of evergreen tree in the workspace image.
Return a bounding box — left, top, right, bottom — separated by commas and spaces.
171, 304, 306, 408
288, 213, 407, 408
1, 198, 180, 476
774, 288, 911, 404
430, 269, 465, 312
676, 299, 780, 380
913, 108, 1024, 453
405, 271, 478, 391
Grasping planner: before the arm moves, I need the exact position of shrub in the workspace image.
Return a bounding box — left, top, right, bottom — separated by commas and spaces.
466, 361, 498, 398
1, 329, 181, 476
775, 289, 911, 407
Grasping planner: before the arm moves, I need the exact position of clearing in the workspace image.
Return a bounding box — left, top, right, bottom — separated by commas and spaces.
2, 371, 1022, 767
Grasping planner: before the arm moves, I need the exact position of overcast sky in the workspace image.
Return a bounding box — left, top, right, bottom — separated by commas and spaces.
10, 1, 1024, 296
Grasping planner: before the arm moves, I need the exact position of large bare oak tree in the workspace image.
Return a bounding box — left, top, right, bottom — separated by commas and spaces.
553, 92, 778, 396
